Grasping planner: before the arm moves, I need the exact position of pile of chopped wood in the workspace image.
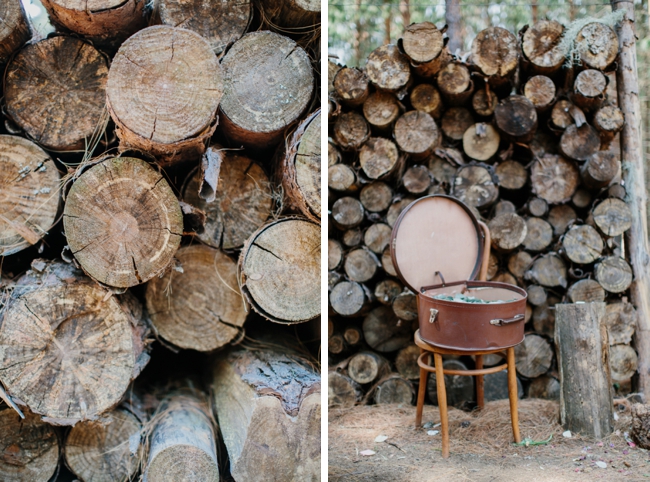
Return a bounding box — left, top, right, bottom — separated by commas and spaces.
328, 19, 638, 410
0, 1, 320, 481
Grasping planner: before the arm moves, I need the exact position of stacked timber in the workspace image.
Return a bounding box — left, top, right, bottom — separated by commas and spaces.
328, 20, 637, 409
0, 2, 320, 481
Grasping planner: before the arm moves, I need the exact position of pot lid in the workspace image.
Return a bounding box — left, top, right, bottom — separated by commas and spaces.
390, 195, 484, 293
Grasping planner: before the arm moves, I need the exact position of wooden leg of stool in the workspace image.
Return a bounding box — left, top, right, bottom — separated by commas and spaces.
475, 355, 484, 410
507, 347, 521, 443
415, 350, 429, 428
434, 352, 449, 458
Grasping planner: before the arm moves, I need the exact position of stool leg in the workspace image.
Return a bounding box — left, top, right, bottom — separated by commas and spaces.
415, 349, 429, 428
507, 347, 521, 443
475, 355, 484, 410
434, 352, 450, 458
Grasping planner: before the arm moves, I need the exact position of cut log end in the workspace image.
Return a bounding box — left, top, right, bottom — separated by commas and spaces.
366, 44, 410, 92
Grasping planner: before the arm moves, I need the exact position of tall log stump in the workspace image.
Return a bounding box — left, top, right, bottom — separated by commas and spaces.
212, 349, 320, 481
555, 302, 613, 438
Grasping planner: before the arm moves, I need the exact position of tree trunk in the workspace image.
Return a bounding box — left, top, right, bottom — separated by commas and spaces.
494, 95, 538, 143
580, 151, 620, 190
551, 99, 575, 130
562, 225, 604, 264
0, 135, 61, 256
5, 36, 108, 152
0, 2, 30, 65
496, 160, 527, 191
488, 213, 527, 252
436, 62, 473, 105
401, 23, 449, 78
592, 198, 632, 237
362, 306, 411, 352
239, 217, 320, 323
463, 123, 500, 161
331, 197, 365, 230
366, 44, 411, 92
524, 75, 556, 112
146, 245, 246, 351
0, 409, 59, 482
427, 359, 475, 408
392, 292, 417, 321
402, 165, 431, 194
573, 69, 607, 112
374, 279, 402, 306
575, 22, 619, 70
560, 124, 601, 161
555, 302, 613, 438
65, 408, 142, 482
374, 375, 414, 405
329, 239, 343, 271
145, 391, 218, 481
631, 404, 650, 448
484, 370, 523, 402
329, 163, 359, 192
472, 87, 498, 117
393, 111, 439, 159
514, 333, 553, 379
594, 105, 624, 147
328, 333, 347, 355
471, 27, 519, 88
528, 375, 560, 400
63, 157, 183, 288
521, 20, 566, 75
329, 370, 362, 407
212, 349, 320, 481
41, 0, 146, 50
526, 284, 547, 306
359, 137, 399, 179
594, 256, 633, 294
333, 112, 370, 151
445, 0, 462, 54
0, 260, 151, 425
548, 205, 577, 236
344, 326, 364, 346
348, 351, 390, 384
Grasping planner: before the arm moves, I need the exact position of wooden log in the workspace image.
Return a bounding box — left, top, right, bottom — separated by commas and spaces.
145, 391, 218, 481
218, 31, 312, 151
359, 137, 399, 179
525, 254, 567, 288
402, 165, 431, 194
344, 326, 363, 346
146, 245, 246, 351
328, 272, 342, 291
374, 375, 414, 405
330, 281, 372, 317
348, 351, 390, 384
604, 301, 637, 345
463, 123, 500, 162
394, 111, 439, 159
594, 105, 624, 146
328, 163, 359, 192
0, 260, 151, 425
386, 197, 415, 227
580, 151, 620, 190
0, 136, 61, 256
555, 302, 613, 437
427, 359, 475, 408
568, 279, 606, 303
392, 292, 417, 321
508, 252, 533, 279
212, 349, 319, 480
328, 141, 341, 166
472, 87, 498, 117
106, 26, 224, 163
550, 99, 574, 130
514, 333, 553, 379
374, 279, 402, 306
360, 182, 393, 212
342, 228, 363, 247
492, 272, 517, 286
572, 188, 592, 209
364, 223, 391, 254
526, 284, 547, 306
441, 107, 474, 141
65, 408, 142, 482
436, 62, 473, 106
366, 44, 410, 92
532, 295, 560, 337
279, 109, 321, 220
328, 60, 341, 94
155, 0, 250, 54
524, 75, 556, 112
183, 148, 272, 250
400, 22, 447, 78
593, 198, 632, 237
410, 84, 443, 118
611, 0, 650, 398
382, 247, 398, 276
595, 256, 633, 293
575, 22, 619, 70
631, 403, 650, 449
530, 155, 579, 204
493, 200, 516, 217
344, 248, 379, 283
429, 153, 457, 184
488, 213, 527, 252
334, 67, 369, 107
333, 111, 370, 151
528, 375, 560, 400
527, 197, 549, 218
239, 217, 320, 323
494, 95, 538, 143
608, 183, 627, 199
452, 165, 499, 209
328, 371, 362, 407
610, 344, 638, 382
548, 204, 577, 236
484, 370, 523, 402
0, 409, 59, 482
395, 344, 421, 380
363, 306, 411, 353
258, 0, 319, 28
521, 20, 566, 75
523, 217, 553, 252
363, 91, 400, 130
328, 239, 343, 271
63, 157, 182, 288
470, 27, 519, 87
496, 160, 527, 190
5, 36, 108, 151
328, 334, 347, 355
331, 196, 364, 230
562, 224, 604, 264
41, 0, 146, 50
573, 69, 607, 112
0, 2, 30, 65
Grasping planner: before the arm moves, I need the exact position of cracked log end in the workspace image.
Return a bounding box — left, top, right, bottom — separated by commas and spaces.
63, 157, 183, 288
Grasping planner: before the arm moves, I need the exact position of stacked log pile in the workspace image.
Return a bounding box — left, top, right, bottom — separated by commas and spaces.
0, 1, 320, 481
328, 19, 638, 409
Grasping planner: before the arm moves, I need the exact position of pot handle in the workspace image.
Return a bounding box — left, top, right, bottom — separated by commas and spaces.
490, 314, 524, 326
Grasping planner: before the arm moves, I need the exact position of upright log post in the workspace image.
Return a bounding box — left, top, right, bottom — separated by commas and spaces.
610, 0, 650, 400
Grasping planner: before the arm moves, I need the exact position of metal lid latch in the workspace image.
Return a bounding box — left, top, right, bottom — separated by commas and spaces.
490, 314, 524, 326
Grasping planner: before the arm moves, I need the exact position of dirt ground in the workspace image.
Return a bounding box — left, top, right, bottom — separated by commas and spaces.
328, 399, 650, 481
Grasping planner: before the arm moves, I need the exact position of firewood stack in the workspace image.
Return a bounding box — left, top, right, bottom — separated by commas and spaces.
328, 20, 638, 410
0, 1, 320, 481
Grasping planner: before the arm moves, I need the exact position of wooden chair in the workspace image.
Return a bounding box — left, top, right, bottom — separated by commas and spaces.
413, 222, 522, 458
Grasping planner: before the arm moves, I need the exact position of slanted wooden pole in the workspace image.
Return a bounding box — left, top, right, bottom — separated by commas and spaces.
610, 0, 650, 400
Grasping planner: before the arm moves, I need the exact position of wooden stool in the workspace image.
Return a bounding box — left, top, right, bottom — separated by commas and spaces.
414, 329, 521, 458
